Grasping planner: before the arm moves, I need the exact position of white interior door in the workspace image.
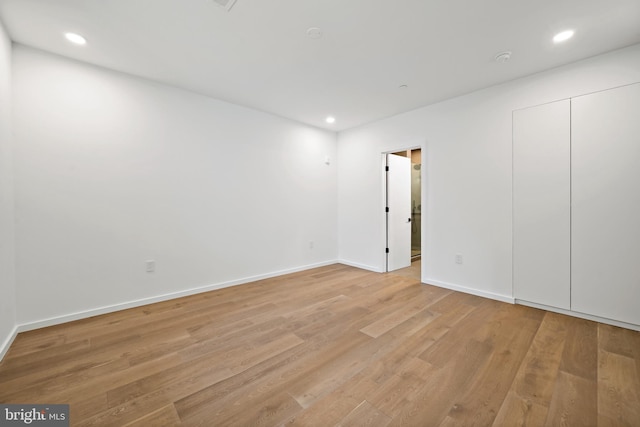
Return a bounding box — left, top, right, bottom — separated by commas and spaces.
387, 154, 412, 271
571, 83, 640, 325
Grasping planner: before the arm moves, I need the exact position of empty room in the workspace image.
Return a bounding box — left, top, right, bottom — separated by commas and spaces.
1, 0, 640, 425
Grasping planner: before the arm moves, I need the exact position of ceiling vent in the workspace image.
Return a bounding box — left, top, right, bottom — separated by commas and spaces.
211, 0, 237, 11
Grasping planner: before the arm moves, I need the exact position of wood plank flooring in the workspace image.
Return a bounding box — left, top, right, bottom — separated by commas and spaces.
1, 264, 639, 426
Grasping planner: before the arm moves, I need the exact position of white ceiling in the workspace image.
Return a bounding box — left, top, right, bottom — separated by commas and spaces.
1, 0, 639, 131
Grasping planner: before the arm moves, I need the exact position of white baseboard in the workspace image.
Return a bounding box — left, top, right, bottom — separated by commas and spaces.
516, 299, 640, 331
17, 260, 339, 333
423, 278, 515, 304
0, 324, 18, 363
338, 259, 384, 273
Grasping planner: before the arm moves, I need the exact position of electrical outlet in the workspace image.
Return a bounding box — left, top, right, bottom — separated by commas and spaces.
146, 260, 156, 273
455, 254, 463, 265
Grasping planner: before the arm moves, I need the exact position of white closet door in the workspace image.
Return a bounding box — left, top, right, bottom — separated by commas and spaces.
572, 83, 640, 325
513, 100, 570, 309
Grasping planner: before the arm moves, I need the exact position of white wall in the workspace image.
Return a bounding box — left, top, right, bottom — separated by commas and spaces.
338, 43, 640, 302
8, 40, 640, 334
0, 19, 17, 359
12, 46, 338, 327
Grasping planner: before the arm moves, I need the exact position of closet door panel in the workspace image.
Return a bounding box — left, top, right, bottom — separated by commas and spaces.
513, 100, 571, 309
572, 83, 640, 325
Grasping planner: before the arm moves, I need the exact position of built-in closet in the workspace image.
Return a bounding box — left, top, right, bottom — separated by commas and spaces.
513, 82, 640, 328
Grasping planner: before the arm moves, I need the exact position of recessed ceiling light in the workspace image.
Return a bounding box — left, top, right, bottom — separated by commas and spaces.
325, 116, 336, 124
553, 30, 574, 43
64, 32, 87, 45
306, 27, 323, 39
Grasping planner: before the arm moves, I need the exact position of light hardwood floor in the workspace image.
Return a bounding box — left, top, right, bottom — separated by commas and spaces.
388, 261, 421, 281
1, 264, 639, 426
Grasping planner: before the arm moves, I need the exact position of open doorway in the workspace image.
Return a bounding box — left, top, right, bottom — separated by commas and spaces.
385, 148, 421, 280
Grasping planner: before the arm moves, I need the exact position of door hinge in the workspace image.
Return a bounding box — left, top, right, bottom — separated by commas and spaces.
385, 248, 389, 253
385, 207, 389, 213
385, 166, 389, 172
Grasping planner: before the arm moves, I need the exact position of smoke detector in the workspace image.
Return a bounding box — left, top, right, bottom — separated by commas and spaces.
306, 27, 323, 39
211, 0, 238, 11
494, 51, 512, 63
